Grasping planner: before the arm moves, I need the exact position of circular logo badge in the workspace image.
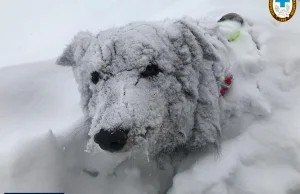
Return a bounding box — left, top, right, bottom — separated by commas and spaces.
269, 0, 297, 22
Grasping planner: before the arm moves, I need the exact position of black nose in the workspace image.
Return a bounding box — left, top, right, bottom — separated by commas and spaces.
94, 128, 129, 152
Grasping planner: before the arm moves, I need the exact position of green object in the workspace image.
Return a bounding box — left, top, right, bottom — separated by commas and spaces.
228, 31, 240, 42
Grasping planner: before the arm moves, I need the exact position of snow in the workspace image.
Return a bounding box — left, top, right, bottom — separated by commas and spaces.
1, 0, 300, 193
0, 0, 177, 68
169, 18, 300, 193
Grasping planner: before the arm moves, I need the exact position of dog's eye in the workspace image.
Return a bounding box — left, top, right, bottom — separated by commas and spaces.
141, 64, 162, 78
91, 71, 101, 84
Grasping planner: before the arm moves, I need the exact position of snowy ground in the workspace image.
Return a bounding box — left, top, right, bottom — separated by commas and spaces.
1, 0, 300, 193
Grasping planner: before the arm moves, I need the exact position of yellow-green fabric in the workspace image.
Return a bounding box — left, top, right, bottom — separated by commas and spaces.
228, 31, 240, 42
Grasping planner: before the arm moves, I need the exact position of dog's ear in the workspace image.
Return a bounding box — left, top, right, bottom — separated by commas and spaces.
175, 19, 223, 151
56, 31, 93, 67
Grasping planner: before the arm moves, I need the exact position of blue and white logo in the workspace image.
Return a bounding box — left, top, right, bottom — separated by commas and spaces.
274, 0, 293, 18
269, 0, 297, 22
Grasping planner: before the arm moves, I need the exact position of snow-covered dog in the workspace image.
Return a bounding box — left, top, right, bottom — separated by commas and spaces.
55, 13, 260, 193
57, 17, 234, 157
5, 13, 269, 194
9, 10, 300, 194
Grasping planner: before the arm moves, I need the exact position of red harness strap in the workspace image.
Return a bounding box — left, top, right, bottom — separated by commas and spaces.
219, 75, 233, 97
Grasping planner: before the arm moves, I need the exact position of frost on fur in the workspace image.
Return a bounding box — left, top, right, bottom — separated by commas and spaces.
57, 18, 231, 158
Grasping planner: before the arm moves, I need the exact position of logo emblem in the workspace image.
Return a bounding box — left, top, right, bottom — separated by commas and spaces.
269, 0, 297, 22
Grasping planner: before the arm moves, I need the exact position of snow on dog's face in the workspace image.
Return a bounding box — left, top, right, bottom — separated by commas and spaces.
57, 19, 229, 158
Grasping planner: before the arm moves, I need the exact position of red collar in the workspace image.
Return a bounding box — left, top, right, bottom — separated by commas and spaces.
219, 75, 233, 97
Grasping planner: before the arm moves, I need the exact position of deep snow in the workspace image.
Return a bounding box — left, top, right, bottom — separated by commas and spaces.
1, 0, 300, 193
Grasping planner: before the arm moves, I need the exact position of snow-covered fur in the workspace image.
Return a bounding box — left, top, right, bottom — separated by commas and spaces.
57, 17, 232, 159
55, 15, 272, 194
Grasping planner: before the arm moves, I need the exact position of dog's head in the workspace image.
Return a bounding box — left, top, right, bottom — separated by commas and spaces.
57, 18, 230, 158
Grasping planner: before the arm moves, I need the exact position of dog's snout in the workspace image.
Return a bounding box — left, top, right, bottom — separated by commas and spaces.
94, 128, 129, 152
